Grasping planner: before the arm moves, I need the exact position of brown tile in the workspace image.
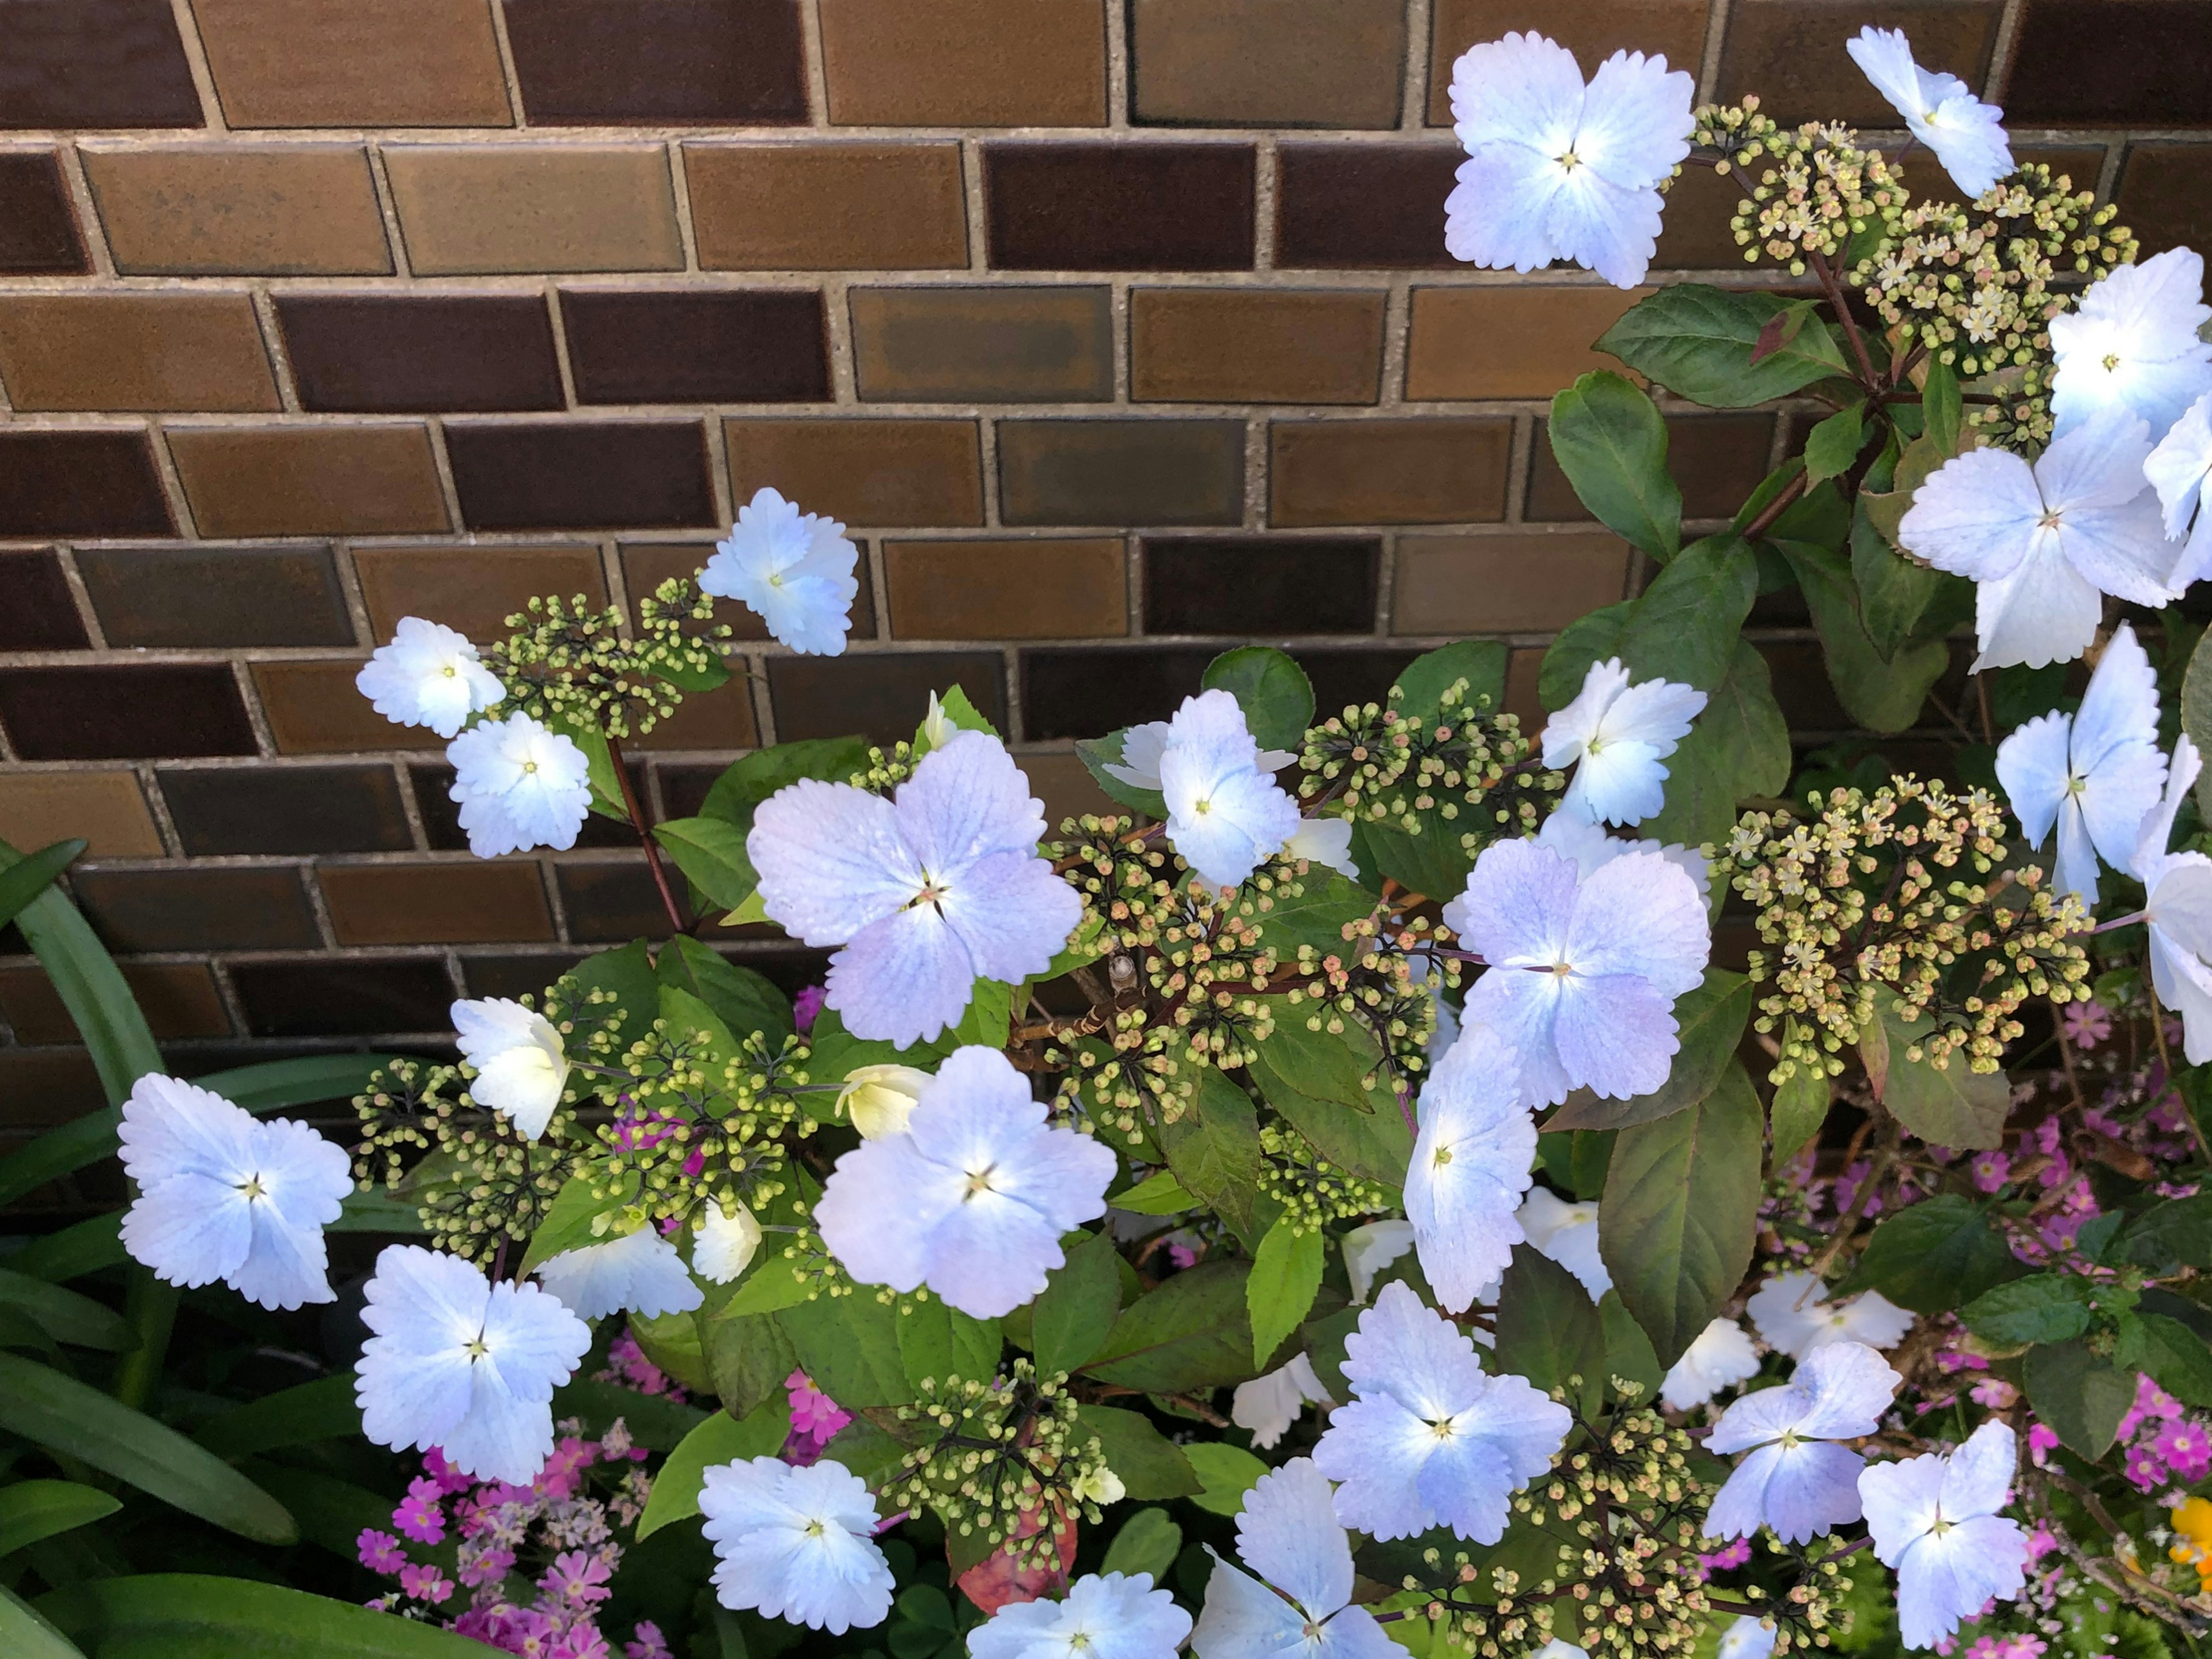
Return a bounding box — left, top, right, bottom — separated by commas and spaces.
685, 142, 968, 271
445, 422, 714, 531
767, 651, 1006, 743
230, 956, 454, 1037
1275, 143, 1461, 268
384, 146, 683, 276
0, 294, 278, 414
620, 539, 877, 642
74, 866, 318, 952
1427, 0, 1709, 124
0, 151, 89, 274
253, 660, 442, 754
1270, 418, 1512, 526
884, 538, 1127, 639
1132, 0, 1404, 127
1654, 163, 1760, 271
160, 764, 412, 855
0, 962, 228, 1045
555, 858, 669, 942
165, 424, 449, 537
724, 418, 983, 527
191, 0, 512, 128
0, 1048, 107, 1141
501, 0, 806, 125
560, 289, 830, 405
276, 294, 563, 413
0, 550, 88, 650
1145, 536, 1379, 635
0, 0, 201, 129
83, 146, 391, 276
321, 862, 554, 945
2116, 144, 2212, 260
2006, 1, 2212, 126
1406, 287, 1648, 400
1505, 645, 1546, 726
1020, 644, 1210, 738
461, 951, 588, 1000
999, 419, 1245, 527
634, 679, 760, 751
1391, 531, 1633, 634
76, 544, 355, 648
1719, 2, 2003, 126
354, 544, 608, 642
1529, 412, 1773, 521
1019, 751, 1119, 827
0, 771, 165, 859
987, 145, 1255, 272
818, 0, 1105, 126
849, 287, 1112, 404
0, 431, 173, 540
0, 664, 256, 760
1131, 289, 1384, 404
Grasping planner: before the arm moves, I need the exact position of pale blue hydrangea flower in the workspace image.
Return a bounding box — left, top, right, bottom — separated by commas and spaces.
1191, 1457, 1401, 1659
1405, 1023, 1536, 1314
1995, 620, 2165, 904
1860, 1422, 2029, 1649
1717, 1616, 1781, 1659
2050, 249, 2212, 442
2130, 734, 2212, 1062
446, 711, 593, 858
536, 1225, 702, 1322
118, 1073, 353, 1312
968, 1570, 1191, 1659
1660, 1317, 1760, 1411
1101, 717, 1296, 793
1312, 1281, 1570, 1542
1705, 1340, 1901, 1543
814, 1046, 1115, 1319
356, 1244, 593, 1484
356, 616, 505, 739
1445, 837, 1710, 1106
1517, 1187, 1609, 1298
1232, 1352, 1334, 1450
452, 996, 570, 1140
1534, 808, 1711, 899
749, 729, 1081, 1047
1156, 691, 1302, 890
1898, 408, 2178, 670
1747, 1270, 1914, 1357
1341, 1217, 1415, 1303
1446, 32, 1694, 289
2146, 391, 2212, 588
1846, 28, 2014, 198
1542, 658, 1706, 827
1285, 814, 1359, 877
700, 486, 859, 657
698, 1456, 893, 1635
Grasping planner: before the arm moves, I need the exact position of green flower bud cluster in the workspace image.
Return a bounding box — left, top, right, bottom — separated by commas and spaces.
1285, 914, 1452, 1090
487, 580, 728, 741
1691, 95, 1777, 174
1722, 1535, 1859, 1652
1717, 118, 1909, 276
1258, 1123, 1389, 1233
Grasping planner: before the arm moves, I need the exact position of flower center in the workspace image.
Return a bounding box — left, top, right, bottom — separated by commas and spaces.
804, 1518, 825, 1537
1556, 149, 1582, 171
2103, 352, 2122, 372
234, 1175, 266, 1201
768, 573, 785, 588
1194, 796, 1213, 815
1432, 1143, 1455, 1169
442, 665, 457, 677
963, 1164, 999, 1200
522, 759, 539, 774
2038, 509, 2065, 531
464, 1336, 491, 1360
1427, 1415, 1459, 1442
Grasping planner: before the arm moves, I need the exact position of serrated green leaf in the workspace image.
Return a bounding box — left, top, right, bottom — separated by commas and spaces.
1248, 1015, 1412, 1195
896, 1298, 1001, 1391
1842, 1194, 2022, 1313
1183, 1442, 1271, 1517
1086, 1260, 1263, 1393
1802, 403, 1867, 487
1540, 601, 1634, 713
658, 935, 793, 1045
1597, 285, 1851, 408
653, 816, 756, 912
1769, 1056, 1830, 1168
1110, 1169, 1198, 1215
2119, 1194, 2212, 1273
1158, 1067, 1265, 1243
1203, 647, 1315, 752
1032, 1230, 1124, 1377
2023, 1340, 2134, 1459
1391, 641, 1510, 724
1774, 536, 1950, 734
1101, 1508, 1184, 1582
1871, 1005, 2011, 1150
1075, 730, 1169, 820
2118, 1312, 2212, 1407
1248, 1215, 1325, 1368
1545, 370, 1683, 562
636, 1395, 793, 1540
1960, 1273, 2096, 1347
776, 1289, 917, 1409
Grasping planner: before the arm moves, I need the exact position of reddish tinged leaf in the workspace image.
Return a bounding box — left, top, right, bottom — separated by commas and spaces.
955, 1506, 1078, 1614
1749, 304, 1810, 365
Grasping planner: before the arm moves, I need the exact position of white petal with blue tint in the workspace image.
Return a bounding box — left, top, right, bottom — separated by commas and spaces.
1861, 1422, 2029, 1649
356, 617, 504, 738
536, 1225, 703, 1321
700, 487, 859, 657
1846, 28, 2014, 197
446, 713, 593, 859
2050, 249, 2212, 441
1406, 1024, 1537, 1314
699, 1457, 892, 1634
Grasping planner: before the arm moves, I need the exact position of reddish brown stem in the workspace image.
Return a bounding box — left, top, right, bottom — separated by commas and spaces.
1809, 249, 1883, 391
1741, 471, 1809, 540
607, 731, 688, 935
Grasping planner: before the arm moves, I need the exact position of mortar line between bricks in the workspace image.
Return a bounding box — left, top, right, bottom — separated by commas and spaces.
824, 273, 859, 406
1504, 412, 1532, 526
248, 286, 304, 413
362, 143, 418, 280
544, 279, 582, 410
665, 139, 704, 273
47, 546, 109, 650
166, 0, 229, 134
328, 537, 380, 648
422, 418, 470, 534
1373, 529, 1398, 637
1105, 0, 1132, 130
1109, 275, 1131, 404
1252, 137, 1277, 274
142, 421, 204, 540
1402, 0, 1435, 131
132, 757, 186, 859
1123, 532, 1145, 639
482, 0, 532, 131
799, 0, 834, 128
391, 755, 436, 855
702, 407, 737, 527
1986, 0, 2028, 104
1698, 0, 1733, 105
960, 139, 990, 275
865, 535, 893, 642
52, 142, 118, 279
229, 657, 280, 759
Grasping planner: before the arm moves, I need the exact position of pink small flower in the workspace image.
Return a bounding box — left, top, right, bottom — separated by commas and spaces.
393, 1476, 448, 1544
793, 984, 828, 1033
2137, 1375, 2184, 1420
552, 1626, 611, 1659
459, 1542, 517, 1587
785, 1370, 850, 1441
543, 1550, 614, 1608
2027, 1524, 2059, 1565
2063, 1001, 2112, 1050
1168, 1239, 1199, 1269
2157, 1418, 2212, 1481
357, 1528, 406, 1574
399, 1562, 454, 1604
2028, 1421, 2061, 1465
422, 1448, 476, 1496
535, 1437, 597, 1501
1969, 1378, 2018, 1409
624, 1621, 673, 1659
1969, 1152, 2011, 1192
2124, 1440, 2165, 1490
1697, 1538, 1752, 1575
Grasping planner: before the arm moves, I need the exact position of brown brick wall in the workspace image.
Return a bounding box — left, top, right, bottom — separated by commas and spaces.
2, 0, 2209, 1154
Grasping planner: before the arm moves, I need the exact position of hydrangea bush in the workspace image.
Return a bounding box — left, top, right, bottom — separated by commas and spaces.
9, 22, 2212, 1659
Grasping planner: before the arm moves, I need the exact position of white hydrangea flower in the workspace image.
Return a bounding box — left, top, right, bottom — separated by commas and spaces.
694, 1201, 763, 1283
2130, 734, 2212, 1062
446, 711, 593, 859
1517, 1187, 1610, 1300
2050, 249, 2212, 441
1103, 718, 1295, 793
1706, 1340, 1901, 1543
1747, 1270, 1914, 1357
1340, 1218, 1416, 1304
1192, 1458, 1401, 1659
1660, 1317, 1761, 1411
355, 616, 505, 739
536, 1225, 703, 1322
835, 1063, 933, 1139
451, 997, 570, 1140
699, 1456, 893, 1634
1717, 1616, 1781, 1659
118, 1074, 352, 1312
969, 1571, 1191, 1659
1406, 1024, 1537, 1314
1232, 1352, 1335, 1451
1533, 808, 1712, 900
1542, 658, 1707, 827
1156, 691, 1301, 890
700, 486, 859, 657
1861, 1422, 2029, 1649
2146, 391, 2212, 588
1285, 815, 1359, 877
1846, 28, 2014, 198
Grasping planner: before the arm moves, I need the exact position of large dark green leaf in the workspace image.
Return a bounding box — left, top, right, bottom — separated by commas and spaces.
635, 1394, 793, 1540
1074, 1405, 1202, 1500
0, 1480, 120, 1558
1868, 1005, 2010, 1150
1546, 372, 1682, 562
0, 1266, 132, 1351
1613, 535, 1758, 694
193, 1373, 361, 1460
39, 1574, 493, 1658
1539, 602, 1633, 713
1843, 1194, 2022, 1313
1157, 1069, 1265, 1242
699, 737, 870, 827
2118, 1194, 2212, 1273
1031, 1230, 1125, 1378
1248, 1017, 1412, 1195
1086, 1261, 1264, 1392
0, 839, 85, 932
2023, 1340, 2135, 1459
775, 1290, 918, 1409
1959, 1274, 2095, 1347
657, 936, 793, 1045
1547, 972, 1752, 1132
1493, 1244, 1605, 1410
653, 817, 756, 912
896, 1298, 1001, 1391
2184, 627, 2212, 820
1203, 647, 1315, 752
1597, 286, 1851, 408
2118, 1313, 2212, 1408
1851, 493, 1967, 660
1775, 537, 1950, 734
1, 1586, 82, 1659
1390, 642, 1510, 724
701, 1302, 800, 1419
1643, 642, 1792, 850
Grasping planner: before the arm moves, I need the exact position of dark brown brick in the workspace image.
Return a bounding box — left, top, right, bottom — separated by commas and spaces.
849, 287, 1113, 404
2116, 144, 2212, 259
159, 764, 413, 856
230, 957, 454, 1037
321, 862, 555, 945
656, 763, 726, 821
0, 665, 256, 760
560, 289, 830, 405
1301, 647, 1424, 715
1270, 418, 1512, 526
0, 961, 229, 1044
0, 431, 173, 540
1145, 537, 1380, 635
275, 294, 565, 414
446, 422, 716, 531
0, 0, 202, 129
634, 677, 760, 751
412, 762, 641, 851
767, 652, 1006, 743
685, 142, 969, 271
1392, 531, 1633, 634
501, 0, 807, 125
2006, 1, 2212, 127
556, 858, 673, 942
1275, 143, 1460, 269
461, 952, 589, 1000
1529, 414, 1774, 522
998, 419, 1245, 527
0, 151, 89, 274
0, 550, 88, 650
1429, 0, 1710, 124
1721, 2, 2002, 126
74, 866, 319, 952
75, 544, 355, 648
255, 660, 444, 755
0, 771, 164, 858
1021, 645, 1215, 739
1131, 289, 1385, 405
985, 144, 1255, 272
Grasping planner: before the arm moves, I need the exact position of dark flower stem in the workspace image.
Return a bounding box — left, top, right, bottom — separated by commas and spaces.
605, 731, 688, 936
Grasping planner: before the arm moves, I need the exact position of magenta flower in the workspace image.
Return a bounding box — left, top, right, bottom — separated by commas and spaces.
793, 985, 827, 1033
460, 1542, 516, 1587
1698, 1539, 1752, 1575
551, 1628, 611, 1659
2027, 1422, 2061, 1465
544, 1550, 615, 1608
624, 1622, 673, 1659
2062, 1001, 2113, 1049
1969, 1152, 2011, 1193
785, 1370, 851, 1449
2125, 1441, 2166, 1490
357, 1528, 406, 1574
422, 1448, 475, 1496
2158, 1419, 2212, 1480
394, 1476, 448, 1544
398, 1562, 454, 1603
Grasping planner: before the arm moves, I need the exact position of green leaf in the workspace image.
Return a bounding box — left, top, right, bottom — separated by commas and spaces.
1248, 1017, 1412, 1195
1960, 1274, 2096, 1347
1347, 817, 1473, 903
653, 817, 757, 912
1539, 601, 1633, 713
517, 1173, 632, 1277
700, 1303, 799, 1419
0, 1266, 132, 1351
2023, 1340, 2135, 1459
37, 1574, 494, 1658
0, 839, 85, 933
0, 1586, 84, 1659
775, 1290, 918, 1409
1183, 1442, 1271, 1517
1870, 1006, 2011, 1150
548, 711, 628, 820
801, 1005, 954, 1090
194, 1373, 361, 1460
701, 738, 872, 825
0, 1351, 294, 1542
331, 1188, 425, 1234
1599, 1290, 1666, 1403
1545, 371, 1683, 562
1769, 1059, 1830, 1168
1802, 403, 1868, 487
657, 935, 793, 1045
1493, 1244, 1606, 1410
2118, 1313, 2212, 1408
896, 1298, 1001, 1391
548, 1377, 706, 1452
951, 975, 1016, 1050
629, 1305, 714, 1395
1248, 1216, 1325, 1368
1613, 535, 1759, 694
1086, 1260, 1264, 1392
14, 1213, 126, 1283
1108, 1169, 1196, 1216
1921, 357, 1962, 455
0, 1480, 120, 1558
913, 683, 1000, 754
1597, 285, 1851, 408
1158, 1068, 1266, 1243
2118, 1194, 2212, 1274
1843, 1194, 2023, 1313
1032, 1231, 1124, 1378
1073, 1404, 1202, 1500
1643, 641, 1792, 851
1101, 1508, 1184, 1582
1391, 642, 1510, 724
1774, 536, 1950, 734
1204, 647, 1316, 753
714, 1253, 813, 1317
1598, 1060, 1763, 1366
636, 1395, 793, 1540
1546, 972, 1752, 1132
819, 1416, 910, 1490
0, 835, 162, 1105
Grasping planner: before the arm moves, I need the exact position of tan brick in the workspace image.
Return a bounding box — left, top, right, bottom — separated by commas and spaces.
1429, 0, 1711, 123
253, 660, 442, 754
82, 146, 393, 276
724, 419, 983, 528
191, 0, 513, 128
684, 142, 969, 271
1391, 531, 1633, 634
320, 862, 554, 945
0, 294, 278, 413
353, 546, 608, 643
1270, 418, 1512, 526
1406, 286, 1649, 400
384, 145, 683, 276
884, 539, 1127, 639
818, 0, 1107, 126
166, 425, 450, 537
1133, 0, 1406, 128
0, 771, 165, 859
1132, 289, 1384, 404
